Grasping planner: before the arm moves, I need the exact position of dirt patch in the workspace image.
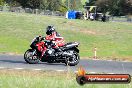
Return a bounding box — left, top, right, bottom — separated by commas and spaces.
67, 21, 76, 26
79, 30, 97, 35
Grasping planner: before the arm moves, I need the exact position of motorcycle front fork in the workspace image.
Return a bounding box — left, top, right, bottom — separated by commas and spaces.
32, 50, 36, 55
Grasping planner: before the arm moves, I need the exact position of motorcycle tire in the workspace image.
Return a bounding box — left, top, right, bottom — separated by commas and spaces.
24, 49, 39, 64
65, 51, 80, 66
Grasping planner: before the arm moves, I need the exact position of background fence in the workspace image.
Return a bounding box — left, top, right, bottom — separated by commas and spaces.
109, 16, 132, 22
0, 6, 65, 16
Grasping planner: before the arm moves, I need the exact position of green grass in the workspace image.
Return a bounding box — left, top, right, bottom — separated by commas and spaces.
0, 12, 132, 60
0, 69, 131, 88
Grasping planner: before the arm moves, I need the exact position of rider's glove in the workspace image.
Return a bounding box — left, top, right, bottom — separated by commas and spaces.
41, 37, 45, 41
52, 41, 56, 47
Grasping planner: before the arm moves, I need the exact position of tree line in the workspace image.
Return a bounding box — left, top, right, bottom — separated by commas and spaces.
0, 0, 68, 12
85, 0, 132, 16
0, 0, 131, 16
0, 0, 82, 12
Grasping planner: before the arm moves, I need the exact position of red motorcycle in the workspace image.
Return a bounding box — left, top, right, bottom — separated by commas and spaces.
24, 36, 80, 66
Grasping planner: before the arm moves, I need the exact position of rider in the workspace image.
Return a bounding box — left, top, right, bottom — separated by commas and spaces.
41, 26, 65, 57
45, 25, 65, 48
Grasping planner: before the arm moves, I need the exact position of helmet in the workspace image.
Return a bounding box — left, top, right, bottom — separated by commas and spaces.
46, 26, 55, 35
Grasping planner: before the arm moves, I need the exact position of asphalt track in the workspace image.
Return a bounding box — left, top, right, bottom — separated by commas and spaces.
0, 54, 132, 74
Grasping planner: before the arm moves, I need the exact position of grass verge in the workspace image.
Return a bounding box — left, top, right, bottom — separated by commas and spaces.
0, 69, 131, 88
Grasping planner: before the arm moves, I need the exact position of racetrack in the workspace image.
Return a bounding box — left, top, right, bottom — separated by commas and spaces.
0, 54, 132, 74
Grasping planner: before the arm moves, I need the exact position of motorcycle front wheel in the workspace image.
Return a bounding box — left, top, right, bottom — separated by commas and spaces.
24, 49, 39, 64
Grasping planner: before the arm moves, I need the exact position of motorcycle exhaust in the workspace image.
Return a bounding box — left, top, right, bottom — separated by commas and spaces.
63, 52, 72, 56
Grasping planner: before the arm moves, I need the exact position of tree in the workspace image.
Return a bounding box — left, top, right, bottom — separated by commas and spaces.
95, 0, 109, 13
27, 0, 41, 9
124, 0, 132, 14
85, 0, 97, 6
15, 0, 29, 8
47, 0, 62, 11
75, 0, 82, 10
0, 0, 4, 5
84, 0, 132, 15
14, 0, 64, 11
40, 0, 49, 10
65, 0, 82, 10
95, 0, 132, 15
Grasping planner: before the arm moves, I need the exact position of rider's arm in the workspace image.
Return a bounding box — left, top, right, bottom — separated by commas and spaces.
52, 32, 64, 40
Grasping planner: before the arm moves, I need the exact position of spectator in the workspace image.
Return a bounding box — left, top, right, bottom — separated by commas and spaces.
90, 13, 94, 21
102, 14, 106, 22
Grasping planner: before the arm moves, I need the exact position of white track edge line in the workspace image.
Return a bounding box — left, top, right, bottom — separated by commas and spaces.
14, 68, 24, 70
0, 67, 5, 69
0, 67, 117, 74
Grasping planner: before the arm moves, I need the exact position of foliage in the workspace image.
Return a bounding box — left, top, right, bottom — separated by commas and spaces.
85, 0, 97, 6
124, 0, 132, 15
4, 0, 66, 12
46, 0, 62, 11
83, 0, 132, 15
95, 0, 132, 15
64, 0, 82, 10
0, 0, 4, 5
58, 4, 68, 13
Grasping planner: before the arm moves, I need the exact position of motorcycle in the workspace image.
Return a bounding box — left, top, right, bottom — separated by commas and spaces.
24, 36, 80, 66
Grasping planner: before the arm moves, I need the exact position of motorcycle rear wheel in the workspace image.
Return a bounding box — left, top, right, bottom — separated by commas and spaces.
65, 51, 80, 66
24, 49, 39, 64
